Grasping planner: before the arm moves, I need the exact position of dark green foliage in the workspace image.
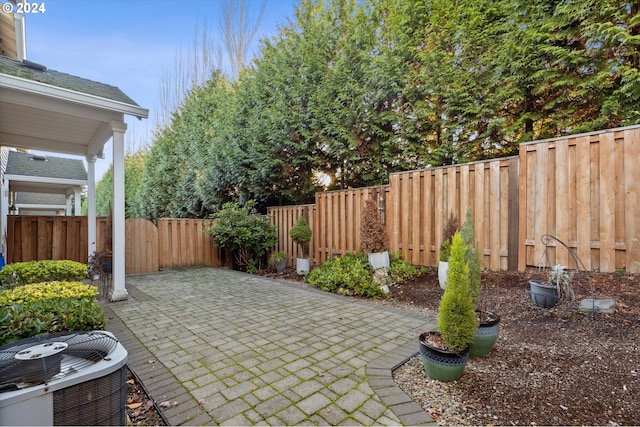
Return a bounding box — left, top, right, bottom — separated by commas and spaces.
290, 216, 312, 257
0, 260, 88, 289
306, 252, 385, 298
0, 281, 104, 346
437, 232, 478, 351
206, 201, 278, 271
89, 151, 148, 218
460, 208, 482, 307
134, 0, 640, 218
388, 252, 426, 283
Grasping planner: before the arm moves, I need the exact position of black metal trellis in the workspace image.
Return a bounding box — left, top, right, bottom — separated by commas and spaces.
537, 234, 596, 316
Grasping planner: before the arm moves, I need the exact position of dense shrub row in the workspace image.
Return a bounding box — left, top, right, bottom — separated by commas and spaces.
0, 260, 87, 289
0, 259, 103, 346
307, 252, 424, 299
0, 281, 104, 346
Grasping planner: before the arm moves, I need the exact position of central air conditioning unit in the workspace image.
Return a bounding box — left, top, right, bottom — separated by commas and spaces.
0, 330, 128, 426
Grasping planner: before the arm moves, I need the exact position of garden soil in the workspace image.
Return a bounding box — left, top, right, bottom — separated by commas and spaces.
389, 268, 640, 426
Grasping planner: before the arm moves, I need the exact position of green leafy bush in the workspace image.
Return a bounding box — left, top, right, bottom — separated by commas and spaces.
388, 252, 426, 283
437, 232, 478, 351
307, 252, 386, 298
0, 260, 88, 289
206, 201, 278, 271
0, 281, 104, 345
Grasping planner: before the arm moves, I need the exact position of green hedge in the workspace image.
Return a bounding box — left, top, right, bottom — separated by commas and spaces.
0, 281, 104, 346
0, 260, 88, 289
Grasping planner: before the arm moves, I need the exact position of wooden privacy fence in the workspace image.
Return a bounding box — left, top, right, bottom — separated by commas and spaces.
269, 157, 518, 270
268, 125, 640, 273
6, 217, 220, 273
519, 127, 640, 273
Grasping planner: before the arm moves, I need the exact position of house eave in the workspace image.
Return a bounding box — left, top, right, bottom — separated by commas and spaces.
4, 174, 87, 187
0, 72, 149, 119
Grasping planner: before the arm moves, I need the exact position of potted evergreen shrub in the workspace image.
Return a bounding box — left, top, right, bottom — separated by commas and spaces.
268, 251, 287, 273
459, 208, 500, 358
438, 213, 459, 289
360, 198, 390, 269
419, 232, 478, 381
290, 216, 312, 275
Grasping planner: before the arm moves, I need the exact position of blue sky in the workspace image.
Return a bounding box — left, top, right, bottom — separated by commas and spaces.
21, 0, 298, 179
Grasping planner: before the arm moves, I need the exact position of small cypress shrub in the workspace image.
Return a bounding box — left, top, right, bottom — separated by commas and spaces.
460, 208, 482, 307
437, 232, 478, 351
290, 216, 312, 257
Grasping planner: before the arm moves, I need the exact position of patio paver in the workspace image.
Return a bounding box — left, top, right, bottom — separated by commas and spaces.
105, 267, 436, 425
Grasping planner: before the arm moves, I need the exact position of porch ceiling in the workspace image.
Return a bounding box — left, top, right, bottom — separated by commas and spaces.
1, 84, 124, 158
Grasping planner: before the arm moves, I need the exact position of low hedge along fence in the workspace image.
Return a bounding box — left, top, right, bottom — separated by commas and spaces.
0, 260, 88, 289
0, 281, 105, 346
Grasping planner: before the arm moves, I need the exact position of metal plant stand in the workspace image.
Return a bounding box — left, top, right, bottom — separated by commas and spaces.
537, 234, 596, 316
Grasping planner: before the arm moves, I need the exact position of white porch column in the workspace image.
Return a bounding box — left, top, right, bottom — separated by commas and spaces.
109, 121, 128, 302
1, 179, 8, 256
74, 188, 81, 216
86, 156, 97, 258
65, 191, 72, 216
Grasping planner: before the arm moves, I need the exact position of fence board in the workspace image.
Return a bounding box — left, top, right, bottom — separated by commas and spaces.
624, 129, 640, 273
599, 133, 615, 272
125, 218, 159, 274
576, 136, 592, 269
555, 140, 570, 267
157, 219, 218, 269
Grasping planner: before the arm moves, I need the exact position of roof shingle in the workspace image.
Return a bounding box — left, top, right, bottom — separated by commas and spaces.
0, 55, 139, 106
5, 151, 87, 181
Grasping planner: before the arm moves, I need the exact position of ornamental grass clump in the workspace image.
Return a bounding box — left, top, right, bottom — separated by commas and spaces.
437, 232, 478, 351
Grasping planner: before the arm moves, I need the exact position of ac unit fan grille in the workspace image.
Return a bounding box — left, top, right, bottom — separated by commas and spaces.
53, 364, 126, 426
0, 331, 119, 390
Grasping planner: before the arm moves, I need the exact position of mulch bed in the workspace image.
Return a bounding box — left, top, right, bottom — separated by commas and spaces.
389, 268, 640, 426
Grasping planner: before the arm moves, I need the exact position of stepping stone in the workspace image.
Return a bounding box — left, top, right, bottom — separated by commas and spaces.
578, 298, 616, 314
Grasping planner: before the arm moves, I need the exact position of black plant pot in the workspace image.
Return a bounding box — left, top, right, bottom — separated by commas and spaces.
102, 259, 113, 274
527, 279, 558, 308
